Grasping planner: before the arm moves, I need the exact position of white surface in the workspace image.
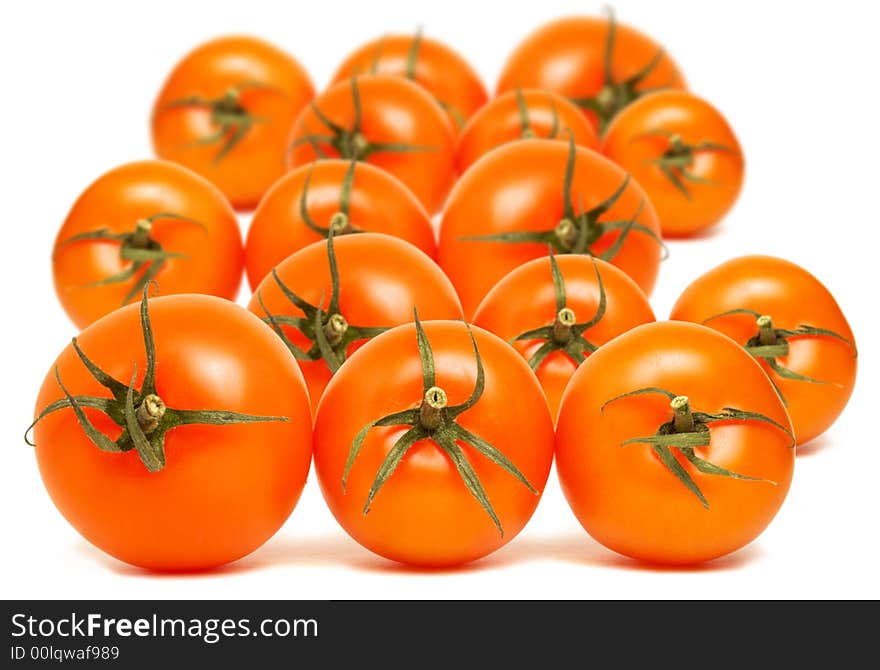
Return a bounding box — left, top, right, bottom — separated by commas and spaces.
1, 0, 877, 600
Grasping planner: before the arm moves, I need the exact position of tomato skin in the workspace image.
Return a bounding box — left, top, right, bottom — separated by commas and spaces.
247, 234, 463, 415
473, 255, 655, 421
670, 255, 857, 445
602, 91, 744, 237
245, 160, 436, 290
313, 321, 555, 567
33, 295, 313, 571
555, 321, 794, 565
496, 16, 686, 132
287, 74, 456, 215
152, 36, 314, 209
330, 34, 488, 134
438, 139, 662, 317
52, 160, 243, 329
455, 89, 600, 174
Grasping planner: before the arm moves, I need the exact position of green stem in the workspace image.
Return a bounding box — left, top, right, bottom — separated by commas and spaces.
329, 212, 352, 234
552, 307, 576, 344
135, 393, 166, 434
555, 218, 578, 251
323, 313, 349, 347
671, 395, 695, 433
757, 315, 777, 346
419, 386, 447, 431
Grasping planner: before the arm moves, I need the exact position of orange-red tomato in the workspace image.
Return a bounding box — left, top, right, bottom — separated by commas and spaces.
497, 13, 686, 133
245, 159, 436, 290
438, 138, 663, 316
473, 255, 654, 421
330, 31, 487, 134
602, 91, 744, 237
152, 35, 314, 209
287, 74, 456, 215
556, 321, 794, 565
455, 88, 600, 174
313, 320, 555, 566
31, 292, 313, 571
670, 255, 857, 445
52, 160, 243, 329
247, 234, 463, 414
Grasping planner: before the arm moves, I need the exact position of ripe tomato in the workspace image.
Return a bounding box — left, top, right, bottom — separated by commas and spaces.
602, 91, 744, 237
29, 289, 313, 571
330, 29, 488, 134
473, 253, 654, 421
52, 160, 243, 329
497, 12, 686, 133
556, 321, 795, 565
455, 88, 600, 174
287, 74, 456, 215
313, 317, 555, 566
438, 136, 664, 316
670, 255, 857, 445
245, 159, 436, 290
151, 36, 314, 209
247, 234, 463, 414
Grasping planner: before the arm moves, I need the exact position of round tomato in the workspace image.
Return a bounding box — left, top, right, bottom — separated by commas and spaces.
313, 318, 555, 566
497, 12, 686, 133
152, 35, 314, 209
670, 255, 857, 445
473, 253, 654, 421
438, 137, 664, 316
455, 88, 600, 174
29, 289, 312, 571
287, 74, 455, 215
330, 29, 487, 134
245, 159, 436, 290
602, 91, 744, 237
556, 321, 795, 565
52, 160, 243, 329
247, 233, 463, 414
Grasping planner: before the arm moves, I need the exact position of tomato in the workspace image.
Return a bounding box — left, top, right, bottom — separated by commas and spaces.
247, 233, 463, 414
245, 159, 436, 290
670, 255, 857, 445
313, 317, 555, 566
602, 91, 744, 237
287, 74, 455, 215
29, 288, 312, 571
152, 36, 314, 209
438, 136, 664, 316
555, 321, 795, 565
473, 254, 654, 421
496, 12, 686, 133
330, 29, 487, 134
455, 88, 600, 174
52, 160, 243, 329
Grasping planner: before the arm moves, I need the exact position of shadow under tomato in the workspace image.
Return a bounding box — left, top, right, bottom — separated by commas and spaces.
795, 433, 835, 458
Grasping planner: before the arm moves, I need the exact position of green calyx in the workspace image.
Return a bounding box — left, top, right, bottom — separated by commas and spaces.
257, 233, 388, 374
602, 388, 794, 508
571, 8, 670, 133
640, 128, 732, 200
25, 283, 288, 472
462, 132, 667, 262
54, 212, 206, 306
165, 80, 276, 163
704, 309, 857, 394
342, 310, 538, 536
299, 158, 364, 238
515, 87, 561, 140
511, 250, 607, 370
289, 76, 436, 161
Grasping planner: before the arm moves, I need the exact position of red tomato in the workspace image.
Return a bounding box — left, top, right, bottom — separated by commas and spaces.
247, 234, 463, 414
556, 321, 795, 565
670, 255, 857, 445
455, 88, 600, 174
245, 159, 436, 289
473, 254, 654, 421
287, 74, 455, 215
313, 318, 555, 566
152, 35, 314, 209
52, 160, 243, 329
30, 290, 313, 571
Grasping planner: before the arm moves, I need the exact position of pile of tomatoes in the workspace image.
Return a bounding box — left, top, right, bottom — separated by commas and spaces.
32, 12, 857, 571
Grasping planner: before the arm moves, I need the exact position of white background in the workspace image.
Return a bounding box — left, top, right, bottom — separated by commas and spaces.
1, 0, 877, 600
